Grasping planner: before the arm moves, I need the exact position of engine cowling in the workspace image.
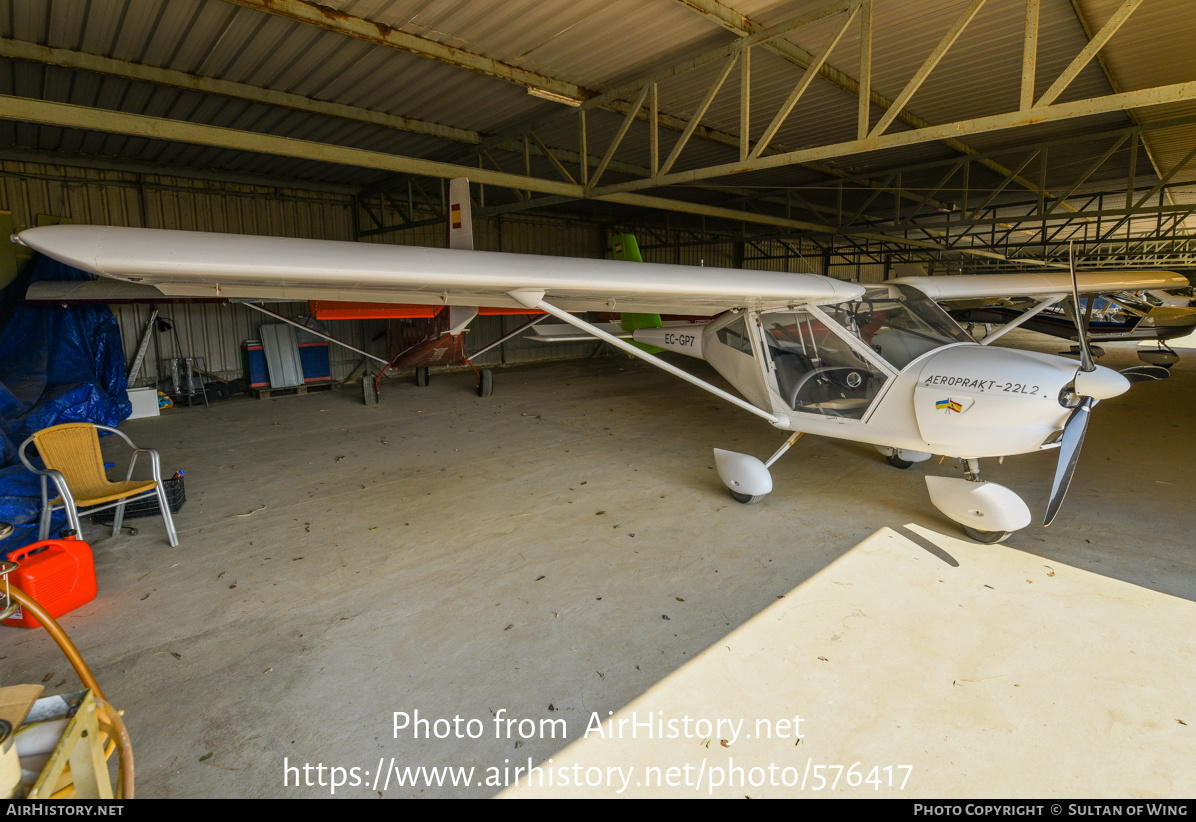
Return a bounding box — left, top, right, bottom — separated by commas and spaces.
913, 345, 1122, 458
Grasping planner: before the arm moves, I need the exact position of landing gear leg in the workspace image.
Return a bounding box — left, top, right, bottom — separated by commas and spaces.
763, 432, 804, 468
963, 458, 981, 482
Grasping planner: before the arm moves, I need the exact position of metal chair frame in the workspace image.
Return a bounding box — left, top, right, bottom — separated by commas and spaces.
18, 424, 179, 547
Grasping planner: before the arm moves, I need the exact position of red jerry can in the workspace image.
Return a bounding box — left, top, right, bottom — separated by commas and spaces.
2, 532, 98, 629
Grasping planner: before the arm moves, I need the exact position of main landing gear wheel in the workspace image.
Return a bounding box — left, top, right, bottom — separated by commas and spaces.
961, 525, 1012, 544
729, 490, 766, 505
476, 369, 493, 397
362, 375, 379, 406
886, 454, 914, 469
415, 367, 430, 387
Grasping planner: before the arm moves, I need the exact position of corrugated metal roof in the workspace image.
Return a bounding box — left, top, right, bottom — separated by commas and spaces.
0, 0, 1191, 267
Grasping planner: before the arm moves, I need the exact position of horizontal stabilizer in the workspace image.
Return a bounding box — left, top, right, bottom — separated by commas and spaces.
525, 322, 631, 342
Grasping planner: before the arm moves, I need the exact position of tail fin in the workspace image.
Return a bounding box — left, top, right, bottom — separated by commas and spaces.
610, 233, 642, 263
447, 179, 479, 334
448, 178, 474, 250
611, 233, 663, 353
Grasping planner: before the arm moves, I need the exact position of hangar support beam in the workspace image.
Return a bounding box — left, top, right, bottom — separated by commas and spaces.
670, 0, 1083, 217
221, 0, 895, 214
220, 0, 589, 103
1064, 0, 1167, 199
0, 38, 481, 146
587, 80, 1196, 197
0, 94, 1028, 265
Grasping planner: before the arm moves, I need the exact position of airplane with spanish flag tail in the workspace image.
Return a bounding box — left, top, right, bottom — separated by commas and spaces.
310, 177, 548, 403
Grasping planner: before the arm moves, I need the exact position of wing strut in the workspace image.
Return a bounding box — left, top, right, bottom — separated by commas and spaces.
978, 295, 1064, 345
245, 302, 389, 365
511, 291, 781, 425
465, 314, 549, 362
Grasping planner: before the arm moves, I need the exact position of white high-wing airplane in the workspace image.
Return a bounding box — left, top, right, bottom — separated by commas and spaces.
14, 219, 1181, 544
893, 273, 1196, 367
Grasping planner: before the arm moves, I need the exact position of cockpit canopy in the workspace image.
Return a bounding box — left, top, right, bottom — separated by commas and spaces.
758, 284, 971, 419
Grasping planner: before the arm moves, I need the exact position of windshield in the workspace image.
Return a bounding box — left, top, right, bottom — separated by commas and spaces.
757, 284, 969, 418
834, 285, 972, 370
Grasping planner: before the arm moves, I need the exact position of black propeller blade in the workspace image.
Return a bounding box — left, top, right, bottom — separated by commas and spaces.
1067, 242, 1097, 374
1046, 242, 1098, 527
1044, 398, 1093, 526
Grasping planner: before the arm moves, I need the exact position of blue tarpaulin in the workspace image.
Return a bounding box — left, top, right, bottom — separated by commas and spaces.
0, 255, 131, 554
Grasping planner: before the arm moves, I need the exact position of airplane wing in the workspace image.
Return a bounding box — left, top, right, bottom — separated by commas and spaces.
891, 270, 1196, 348
889, 271, 1188, 300
16, 225, 864, 316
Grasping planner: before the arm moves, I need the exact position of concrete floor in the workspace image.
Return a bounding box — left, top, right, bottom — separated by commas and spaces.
1, 331, 1193, 798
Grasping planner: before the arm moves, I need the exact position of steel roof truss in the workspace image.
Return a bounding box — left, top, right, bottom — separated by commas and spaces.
750, 5, 859, 159
661, 53, 740, 176
1034, 0, 1143, 109
588, 86, 650, 191
869, 0, 986, 138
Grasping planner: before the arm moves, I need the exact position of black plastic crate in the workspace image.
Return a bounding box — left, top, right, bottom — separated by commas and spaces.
90, 476, 186, 524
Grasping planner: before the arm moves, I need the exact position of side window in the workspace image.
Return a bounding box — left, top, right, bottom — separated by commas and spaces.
761, 311, 887, 420
715, 316, 753, 355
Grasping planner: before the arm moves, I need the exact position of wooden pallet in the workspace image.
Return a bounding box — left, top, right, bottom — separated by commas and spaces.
248, 381, 340, 400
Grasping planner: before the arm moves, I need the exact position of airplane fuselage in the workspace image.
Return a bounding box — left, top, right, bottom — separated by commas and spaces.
637, 285, 1127, 461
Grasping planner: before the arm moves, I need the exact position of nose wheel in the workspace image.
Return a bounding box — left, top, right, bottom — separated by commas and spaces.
876, 446, 931, 470
960, 525, 1012, 544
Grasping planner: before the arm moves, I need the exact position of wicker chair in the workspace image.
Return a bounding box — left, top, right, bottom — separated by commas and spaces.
18, 423, 179, 547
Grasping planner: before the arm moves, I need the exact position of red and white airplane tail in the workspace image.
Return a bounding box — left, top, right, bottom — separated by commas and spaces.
447, 177, 474, 251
